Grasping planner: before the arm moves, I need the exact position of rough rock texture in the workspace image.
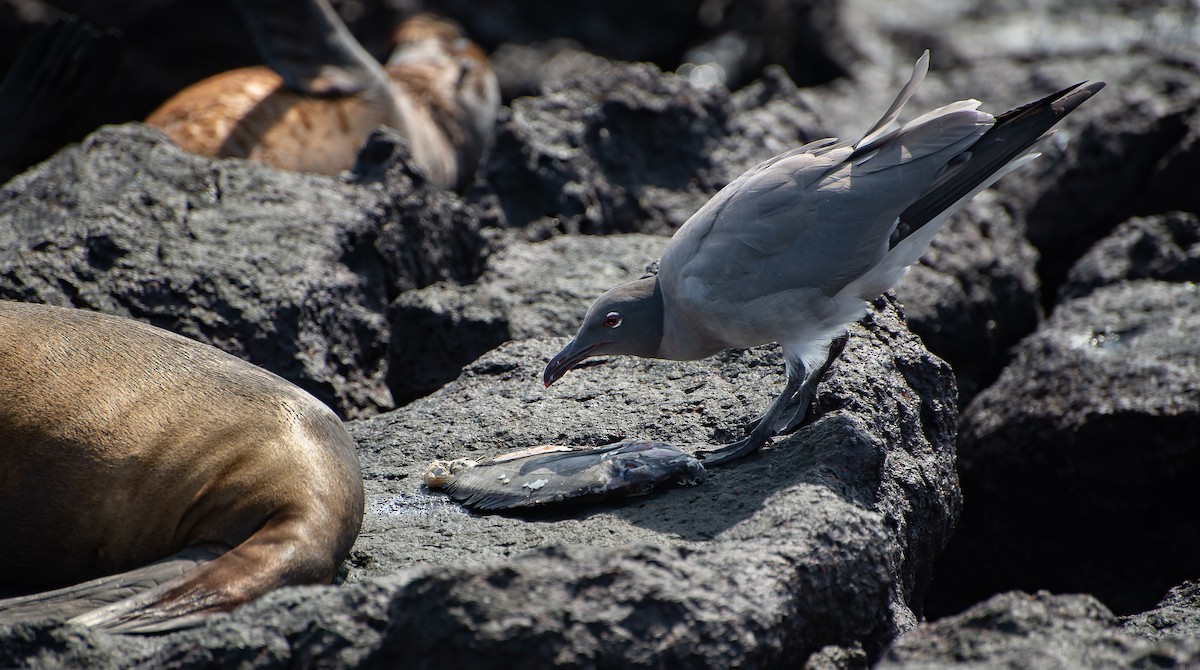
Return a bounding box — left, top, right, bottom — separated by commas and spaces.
996, 54, 1200, 294
0, 0, 856, 177
930, 280, 1200, 617
394, 208, 1037, 412
879, 590, 1200, 669
479, 55, 1048, 406
1121, 581, 1200, 643
0, 296, 960, 667
482, 62, 822, 237
897, 190, 1041, 406
800, 17, 1200, 296
2, 0, 1199, 665
0, 124, 488, 418
388, 233, 664, 403
1061, 211, 1200, 299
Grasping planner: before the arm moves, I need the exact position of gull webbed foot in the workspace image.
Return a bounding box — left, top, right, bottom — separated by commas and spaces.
696, 432, 769, 466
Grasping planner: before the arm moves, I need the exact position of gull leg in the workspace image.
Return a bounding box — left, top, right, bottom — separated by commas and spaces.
699, 332, 849, 467
775, 331, 849, 434
698, 359, 806, 466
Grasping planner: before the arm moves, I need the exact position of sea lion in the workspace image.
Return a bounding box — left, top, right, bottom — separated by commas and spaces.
0, 300, 364, 633
145, 0, 499, 190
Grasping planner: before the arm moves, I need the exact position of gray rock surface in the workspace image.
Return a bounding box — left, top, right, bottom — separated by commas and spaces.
997, 53, 1200, 291
3, 0, 1199, 665
1061, 211, 1200, 299
879, 590, 1200, 669
394, 207, 1037, 413
897, 190, 1041, 406
388, 232, 664, 403
447, 49, 1059, 408
801, 33, 1200, 295
482, 61, 822, 237
931, 280, 1200, 617
0, 124, 488, 418
1121, 581, 1200, 643
0, 295, 959, 667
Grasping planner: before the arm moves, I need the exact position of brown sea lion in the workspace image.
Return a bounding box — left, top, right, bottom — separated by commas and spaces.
0, 300, 364, 633
145, 0, 499, 190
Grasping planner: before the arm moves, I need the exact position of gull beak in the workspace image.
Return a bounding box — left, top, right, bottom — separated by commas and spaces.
543, 338, 606, 387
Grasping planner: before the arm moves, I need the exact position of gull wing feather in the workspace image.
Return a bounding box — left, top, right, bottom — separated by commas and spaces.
659, 92, 993, 350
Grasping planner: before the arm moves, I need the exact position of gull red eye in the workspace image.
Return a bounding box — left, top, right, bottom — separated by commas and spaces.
603, 311, 622, 329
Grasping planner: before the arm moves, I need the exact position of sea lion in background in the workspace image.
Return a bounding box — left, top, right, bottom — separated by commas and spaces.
145, 0, 499, 190
0, 301, 364, 633
0, 18, 121, 184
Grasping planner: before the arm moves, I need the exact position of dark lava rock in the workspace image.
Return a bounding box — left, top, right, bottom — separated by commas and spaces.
897, 190, 1041, 406
837, 0, 1199, 77
0, 0, 261, 181
391, 208, 1033, 414
426, 0, 705, 71
0, 0, 858, 181
927, 280, 1200, 617
879, 590, 1200, 669
800, 30, 1200, 298
475, 58, 1044, 409
388, 232, 664, 404
482, 61, 822, 237
0, 124, 488, 418
1061, 211, 1200, 300
0, 18, 121, 185
0, 294, 959, 668
428, 0, 856, 94
3, 0, 1198, 664
993, 53, 1200, 296
1121, 581, 1200, 643
486, 39, 608, 101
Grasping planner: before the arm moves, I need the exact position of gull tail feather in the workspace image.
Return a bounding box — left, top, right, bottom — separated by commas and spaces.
843, 79, 1105, 300
855, 50, 930, 152
893, 80, 1107, 246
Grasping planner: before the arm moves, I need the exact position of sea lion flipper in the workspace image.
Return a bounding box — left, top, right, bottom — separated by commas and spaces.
232, 0, 389, 97
69, 513, 351, 633
0, 18, 121, 177
0, 546, 223, 626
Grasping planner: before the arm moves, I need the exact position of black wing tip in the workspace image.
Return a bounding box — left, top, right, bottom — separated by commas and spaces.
892, 78, 1103, 244
1051, 80, 1106, 115
994, 79, 1106, 126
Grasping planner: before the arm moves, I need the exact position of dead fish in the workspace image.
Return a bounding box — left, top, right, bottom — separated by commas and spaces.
423, 440, 706, 511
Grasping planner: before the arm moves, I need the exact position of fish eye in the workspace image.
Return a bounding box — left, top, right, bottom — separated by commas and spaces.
603, 311, 622, 329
